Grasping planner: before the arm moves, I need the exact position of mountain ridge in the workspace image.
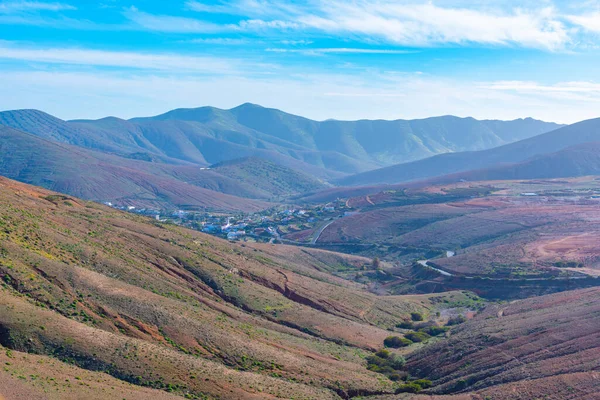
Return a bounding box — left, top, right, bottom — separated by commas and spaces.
0, 105, 562, 177
336, 116, 600, 186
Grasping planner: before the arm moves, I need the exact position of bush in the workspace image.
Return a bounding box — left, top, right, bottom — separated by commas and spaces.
395, 383, 423, 394
375, 349, 391, 358
420, 326, 449, 336
384, 336, 412, 348
454, 379, 468, 391
446, 315, 467, 326
412, 379, 432, 389
396, 321, 414, 329
389, 373, 403, 381
410, 312, 424, 321
365, 355, 387, 368
554, 261, 584, 268
405, 331, 431, 343
387, 354, 406, 370
366, 350, 406, 378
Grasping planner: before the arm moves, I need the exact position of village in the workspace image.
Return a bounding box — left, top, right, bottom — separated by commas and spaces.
105, 199, 357, 243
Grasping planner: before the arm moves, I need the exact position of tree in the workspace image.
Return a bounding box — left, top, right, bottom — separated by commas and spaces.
371, 257, 381, 270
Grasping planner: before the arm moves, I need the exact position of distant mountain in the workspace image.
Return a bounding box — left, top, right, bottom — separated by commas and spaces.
0, 126, 268, 212
0, 105, 561, 177
337, 117, 600, 186
433, 141, 600, 183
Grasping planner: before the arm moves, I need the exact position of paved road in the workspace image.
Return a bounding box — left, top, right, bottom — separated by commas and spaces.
311, 220, 336, 244
418, 255, 589, 281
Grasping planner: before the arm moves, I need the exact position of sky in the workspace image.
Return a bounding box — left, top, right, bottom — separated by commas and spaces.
1, 1, 600, 123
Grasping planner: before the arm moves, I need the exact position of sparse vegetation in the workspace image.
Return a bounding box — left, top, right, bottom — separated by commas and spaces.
446, 315, 467, 326
383, 336, 412, 348
410, 312, 424, 322
366, 349, 406, 379
405, 331, 431, 343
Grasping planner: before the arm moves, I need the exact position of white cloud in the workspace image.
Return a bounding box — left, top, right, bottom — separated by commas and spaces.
124, 6, 233, 33
186, 0, 303, 18
185, 1, 233, 14
296, 2, 570, 50
0, 1, 75, 13
0, 44, 268, 74
124, 1, 576, 50
568, 12, 600, 33
185, 37, 251, 45
482, 81, 600, 93
280, 40, 313, 45
266, 47, 415, 55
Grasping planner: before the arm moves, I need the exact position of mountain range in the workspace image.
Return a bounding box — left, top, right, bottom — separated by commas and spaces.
1, 104, 561, 176
337, 117, 600, 187
0, 104, 565, 209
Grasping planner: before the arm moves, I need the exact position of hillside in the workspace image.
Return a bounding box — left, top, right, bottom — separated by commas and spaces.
208, 157, 329, 198
0, 105, 561, 177
0, 177, 470, 399
0, 126, 269, 211
337, 117, 600, 186
294, 177, 600, 302
400, 287, 600, 398
427, 141, 600, 183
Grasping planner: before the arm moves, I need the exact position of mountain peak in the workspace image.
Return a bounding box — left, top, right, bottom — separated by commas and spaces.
231, 102, 264, 110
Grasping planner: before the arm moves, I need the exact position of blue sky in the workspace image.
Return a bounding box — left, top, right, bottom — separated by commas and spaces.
1, 1, 600, 123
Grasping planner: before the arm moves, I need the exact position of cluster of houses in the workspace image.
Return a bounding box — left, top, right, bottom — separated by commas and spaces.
105, 200, 350, 242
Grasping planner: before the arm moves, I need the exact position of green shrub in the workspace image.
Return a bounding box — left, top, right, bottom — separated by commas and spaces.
410, 312, 424, 321
384, 336, 412, 348
454, 379, 468, 391
554, 261, 584, 268
375, 349, 390, 358
387, 354, 406, 370
395, 383, 423, 394
420, 326, 449, 336
446, 315, 467, 326
412, 379, 432, 389
396, 321, 414, 329
405, 331, 431, 343
366, 350, 406, 379
389, 373, 403, 381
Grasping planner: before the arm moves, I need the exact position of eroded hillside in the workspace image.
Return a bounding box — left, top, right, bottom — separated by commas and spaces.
0, 177, 467, 399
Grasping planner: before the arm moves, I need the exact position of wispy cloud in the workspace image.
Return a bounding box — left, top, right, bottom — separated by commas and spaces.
0, 1, 75, 13
0, 43, 274, 74
280, 39, 313, 45
266, 47, 416, 55
567, 12, 600, 33
123, 1, 577, 51
124, 6, 230, 34
482, 81, 600, 93
185, 37, 251, 45
185, 0, 301, 18
295, 2, 570, 50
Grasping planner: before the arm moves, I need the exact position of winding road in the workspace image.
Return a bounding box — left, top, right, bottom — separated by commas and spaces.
417, 251, 589, 281
311, 219, 336, 244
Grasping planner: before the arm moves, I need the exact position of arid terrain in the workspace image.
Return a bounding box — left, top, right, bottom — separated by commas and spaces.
1, 169, 600, 400
308, 178, 600, 279
0, 176, 473, 399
